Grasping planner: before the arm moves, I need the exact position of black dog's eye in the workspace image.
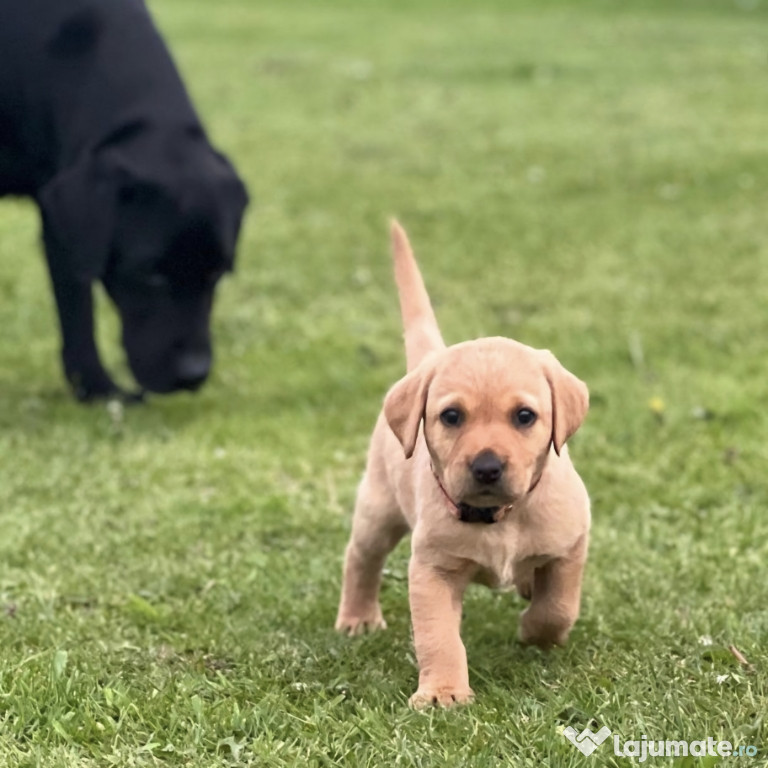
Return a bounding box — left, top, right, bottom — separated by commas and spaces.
440, 408, 464, 427
145, 274, 169, 289
513, 408, 537, 427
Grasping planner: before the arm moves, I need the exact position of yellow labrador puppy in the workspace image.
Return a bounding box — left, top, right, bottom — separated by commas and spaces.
336, 221, 590, 708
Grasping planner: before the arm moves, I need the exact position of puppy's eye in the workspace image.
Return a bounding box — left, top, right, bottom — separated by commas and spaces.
513, 408, 537, 427
440, 408, 464, 427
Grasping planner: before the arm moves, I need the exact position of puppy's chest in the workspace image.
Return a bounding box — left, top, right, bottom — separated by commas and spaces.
467, 525, 552, 589
467, 529, 526, 589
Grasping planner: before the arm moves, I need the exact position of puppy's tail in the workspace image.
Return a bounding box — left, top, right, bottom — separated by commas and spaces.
390, 220, 445, 372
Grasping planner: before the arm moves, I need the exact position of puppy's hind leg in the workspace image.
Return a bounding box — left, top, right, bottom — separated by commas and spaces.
336, 477, 408, 636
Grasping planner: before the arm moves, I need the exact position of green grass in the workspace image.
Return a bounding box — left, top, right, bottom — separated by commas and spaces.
1, 0, 767, 764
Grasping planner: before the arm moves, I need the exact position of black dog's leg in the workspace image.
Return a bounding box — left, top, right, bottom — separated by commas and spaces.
42, 227, 135, 402
46, 271, 118, 400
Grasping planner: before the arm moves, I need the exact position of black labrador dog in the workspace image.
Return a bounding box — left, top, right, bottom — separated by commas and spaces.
0, 0, 249, 400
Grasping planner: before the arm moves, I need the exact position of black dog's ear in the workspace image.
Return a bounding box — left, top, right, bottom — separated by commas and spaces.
38, 155, 116, 280
144, 149, 248, 275
208, 153, 249, 271
221, 175, 249, 271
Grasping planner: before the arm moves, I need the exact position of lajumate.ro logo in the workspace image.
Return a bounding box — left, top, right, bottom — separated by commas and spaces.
561, 722, 759, 761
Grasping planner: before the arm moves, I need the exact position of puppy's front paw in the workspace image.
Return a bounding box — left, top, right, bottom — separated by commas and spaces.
409, 686, 474, 709
518, 607, 573, 649
335, 606, 387, 636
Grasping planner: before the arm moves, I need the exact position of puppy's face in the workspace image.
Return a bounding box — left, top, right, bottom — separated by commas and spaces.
384, 338, 588, 509
425, 342, 554, 506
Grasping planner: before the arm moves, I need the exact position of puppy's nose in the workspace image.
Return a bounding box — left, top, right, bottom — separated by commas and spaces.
470, 451, 504, 485
176, 351, 211, 391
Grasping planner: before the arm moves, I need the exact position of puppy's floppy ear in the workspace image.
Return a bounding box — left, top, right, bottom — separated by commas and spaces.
539, 351, 589, 455
38, 154, 116, 281
383, 360, 435, 459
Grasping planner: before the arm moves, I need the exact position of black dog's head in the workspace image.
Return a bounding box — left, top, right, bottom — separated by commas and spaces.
39, 125, 249, 393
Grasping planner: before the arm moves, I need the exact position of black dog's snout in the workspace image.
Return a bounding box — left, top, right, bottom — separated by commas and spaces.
470, 451, 505, 485
176, 351, 211, 391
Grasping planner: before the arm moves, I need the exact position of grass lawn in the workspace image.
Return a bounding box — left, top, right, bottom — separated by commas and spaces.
1, 0, 767, 764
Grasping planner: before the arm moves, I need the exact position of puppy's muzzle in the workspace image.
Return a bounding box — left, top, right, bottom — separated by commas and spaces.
470, 451, 505, 485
